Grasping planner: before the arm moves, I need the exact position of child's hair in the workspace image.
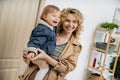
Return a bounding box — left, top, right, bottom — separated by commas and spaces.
40, 5, 60, 20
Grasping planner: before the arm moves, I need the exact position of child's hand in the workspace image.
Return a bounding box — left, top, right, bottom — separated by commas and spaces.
26, 53, 35, 60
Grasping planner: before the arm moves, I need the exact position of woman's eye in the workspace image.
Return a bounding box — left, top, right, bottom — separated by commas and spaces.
73, 20, 77, 24
65, 19, 70, 22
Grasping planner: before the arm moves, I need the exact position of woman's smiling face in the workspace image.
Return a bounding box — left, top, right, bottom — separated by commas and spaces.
62, 14, 78, 34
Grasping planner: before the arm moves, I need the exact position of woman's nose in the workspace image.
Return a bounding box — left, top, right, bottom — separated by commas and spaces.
69, 22, 73, 26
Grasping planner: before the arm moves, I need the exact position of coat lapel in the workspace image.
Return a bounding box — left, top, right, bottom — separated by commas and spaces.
58, 36, 80, 59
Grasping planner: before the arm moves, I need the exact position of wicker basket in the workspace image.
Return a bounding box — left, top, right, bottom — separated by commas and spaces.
96, 42, 116, 54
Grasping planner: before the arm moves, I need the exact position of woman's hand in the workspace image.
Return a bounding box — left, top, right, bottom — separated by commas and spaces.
31, 48, 49, 68
32, 48, 58, 67
31, 48, 46, 60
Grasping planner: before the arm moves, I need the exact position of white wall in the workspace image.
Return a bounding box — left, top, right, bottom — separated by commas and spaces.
45, 0, 120, 80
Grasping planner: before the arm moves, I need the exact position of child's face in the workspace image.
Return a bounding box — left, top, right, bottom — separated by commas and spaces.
44, 11, 60, 26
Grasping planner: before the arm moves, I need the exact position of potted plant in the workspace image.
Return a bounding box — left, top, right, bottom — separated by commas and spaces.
109, 56, 120, 79
100, 22, 119, 29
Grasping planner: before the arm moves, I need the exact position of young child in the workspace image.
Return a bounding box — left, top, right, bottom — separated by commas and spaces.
26, 5, 60, 80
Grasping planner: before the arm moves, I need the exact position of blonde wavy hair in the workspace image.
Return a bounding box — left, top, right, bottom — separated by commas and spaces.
57, 8, 83, 39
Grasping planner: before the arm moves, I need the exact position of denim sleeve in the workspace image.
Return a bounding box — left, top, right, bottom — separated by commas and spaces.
27, 25, 47, 49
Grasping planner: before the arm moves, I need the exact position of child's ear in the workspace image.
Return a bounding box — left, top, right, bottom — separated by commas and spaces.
43, 15, 47, 20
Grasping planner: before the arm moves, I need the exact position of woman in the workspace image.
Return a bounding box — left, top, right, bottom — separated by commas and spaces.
20, 8, 83, 80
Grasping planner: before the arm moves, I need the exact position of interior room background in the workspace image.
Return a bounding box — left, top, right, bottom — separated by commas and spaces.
0, 0, 120, 80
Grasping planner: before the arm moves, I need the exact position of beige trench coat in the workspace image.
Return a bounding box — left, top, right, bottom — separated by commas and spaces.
19, 36, 82, 80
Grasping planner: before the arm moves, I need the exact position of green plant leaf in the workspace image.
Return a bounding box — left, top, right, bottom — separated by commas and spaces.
100, 22, 119, 29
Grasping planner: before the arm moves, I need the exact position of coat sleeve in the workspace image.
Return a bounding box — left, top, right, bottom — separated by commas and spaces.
52, 45, 82, 75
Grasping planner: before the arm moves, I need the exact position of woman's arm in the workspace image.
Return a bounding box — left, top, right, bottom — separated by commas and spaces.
32, 45, 81, 75
32, 48, 58, 67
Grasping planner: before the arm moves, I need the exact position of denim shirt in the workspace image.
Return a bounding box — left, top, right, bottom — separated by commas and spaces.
27, 23, 56, 55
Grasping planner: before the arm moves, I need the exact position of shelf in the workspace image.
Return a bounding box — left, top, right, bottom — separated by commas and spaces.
113, 32, 120, 38
92, 47, 118, 56
106, 68, 113, 73
88, 66, 101, 73
103, 69, 114, 76
107, 53, 119, 57
84, 28, 119, 80
88, 67, 114, 76
96, 28, 113, 33
115, 32, 120, 35
92, 47, 106, 53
